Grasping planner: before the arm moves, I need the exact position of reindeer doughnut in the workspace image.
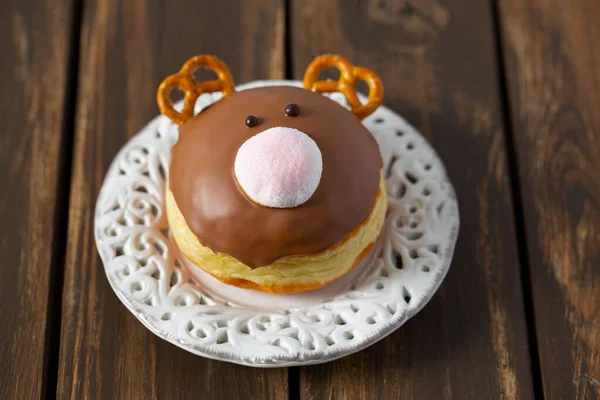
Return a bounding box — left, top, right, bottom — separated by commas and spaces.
159, 54, 387, 294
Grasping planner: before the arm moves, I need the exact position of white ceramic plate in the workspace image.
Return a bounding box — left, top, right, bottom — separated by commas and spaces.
95, 80, 459, 367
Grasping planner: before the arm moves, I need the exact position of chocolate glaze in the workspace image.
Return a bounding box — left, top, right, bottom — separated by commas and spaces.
169, 86, 382, 268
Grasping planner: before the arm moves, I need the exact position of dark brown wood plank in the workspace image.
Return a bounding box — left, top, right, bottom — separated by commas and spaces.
57, 1, 287, 398
292, 1, 535, 398
497, 0, 600, 398
0, 0, 75, 398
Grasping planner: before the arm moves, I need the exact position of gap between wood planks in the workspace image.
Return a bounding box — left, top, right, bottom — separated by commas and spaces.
284, 1, 302, 400
490, 0, 544, 397
41, 0, 84, 399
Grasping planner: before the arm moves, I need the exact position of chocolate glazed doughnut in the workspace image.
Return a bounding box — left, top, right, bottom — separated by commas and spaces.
170, 86, 382, 268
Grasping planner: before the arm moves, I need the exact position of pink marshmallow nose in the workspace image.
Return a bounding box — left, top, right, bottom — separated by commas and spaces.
234, 127, 323, 208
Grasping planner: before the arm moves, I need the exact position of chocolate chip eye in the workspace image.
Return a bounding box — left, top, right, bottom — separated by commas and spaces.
285, 103, 300, 117
245, 115, 259, 127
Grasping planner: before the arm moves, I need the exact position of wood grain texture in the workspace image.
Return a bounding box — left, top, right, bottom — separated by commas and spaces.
0, 0, 74, 398
498, 0, 600, 398
292, 0, 535, 398
57, 1, 287, 398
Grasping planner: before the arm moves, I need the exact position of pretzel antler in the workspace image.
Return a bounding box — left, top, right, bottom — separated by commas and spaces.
303, 54, 383, 120
157, 55, 235, 125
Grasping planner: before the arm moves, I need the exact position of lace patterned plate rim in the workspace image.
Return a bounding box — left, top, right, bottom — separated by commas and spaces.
95, 80, 460, 367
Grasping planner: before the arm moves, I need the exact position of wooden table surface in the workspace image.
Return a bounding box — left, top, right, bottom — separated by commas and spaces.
2, 0, 599, 399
